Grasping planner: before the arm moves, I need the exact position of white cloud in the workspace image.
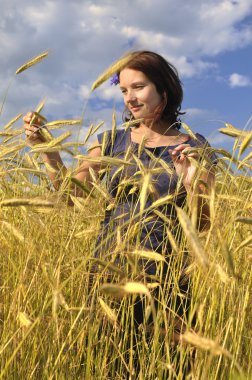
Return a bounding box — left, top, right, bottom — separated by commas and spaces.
88, 3, 113, 17
229, 73, 252, 87
182, 107, 220, 124
171, 56, 217, 78
95, 85, 122, 102
0, 0, 252, 131
207, 133, 232, 146
23, 2, 57, 30
78, 85, 91, 100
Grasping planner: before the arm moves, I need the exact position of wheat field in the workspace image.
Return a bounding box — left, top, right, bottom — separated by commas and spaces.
0, 53, 251, 379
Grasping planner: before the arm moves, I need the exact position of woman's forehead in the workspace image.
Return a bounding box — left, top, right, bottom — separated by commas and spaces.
119, 68, 149, 85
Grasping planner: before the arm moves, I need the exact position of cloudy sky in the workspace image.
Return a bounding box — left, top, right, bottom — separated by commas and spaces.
1, 0, 252, 151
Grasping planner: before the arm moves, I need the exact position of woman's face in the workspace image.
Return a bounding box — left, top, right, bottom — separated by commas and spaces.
119, 68, 163, 120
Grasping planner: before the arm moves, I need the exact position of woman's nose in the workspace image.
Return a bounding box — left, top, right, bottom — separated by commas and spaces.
125, 90, 137, 103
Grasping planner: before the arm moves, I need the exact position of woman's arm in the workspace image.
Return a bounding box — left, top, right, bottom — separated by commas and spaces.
169, 143, 216, 231
40, 146, 102, 196
23, 112, 102, 198
183, 166, 215, 231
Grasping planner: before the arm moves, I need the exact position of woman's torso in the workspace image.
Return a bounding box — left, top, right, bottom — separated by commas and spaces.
95, 127, 216, 272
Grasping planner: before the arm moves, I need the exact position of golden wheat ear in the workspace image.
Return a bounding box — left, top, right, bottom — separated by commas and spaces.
3, 113, 23, 130
91, 52, 135, 91
15, 51, 49, 75
35, 98, 46, 114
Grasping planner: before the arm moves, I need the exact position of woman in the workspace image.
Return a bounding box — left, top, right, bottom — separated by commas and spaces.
23, 50, 217, 374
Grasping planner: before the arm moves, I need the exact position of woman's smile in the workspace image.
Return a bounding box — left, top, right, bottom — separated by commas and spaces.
130, 104, 143, 112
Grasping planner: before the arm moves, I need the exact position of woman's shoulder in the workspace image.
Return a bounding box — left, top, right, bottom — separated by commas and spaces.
97, 128, 126, 141
192, 133, 218, 165
194, 132, 210, 144
186, 132, 212, 148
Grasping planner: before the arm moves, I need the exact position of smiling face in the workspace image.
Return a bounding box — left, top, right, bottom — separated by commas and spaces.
119, 68, 163, 121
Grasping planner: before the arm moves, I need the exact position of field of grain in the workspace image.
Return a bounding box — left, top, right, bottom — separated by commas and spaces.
0, 53, 251, 379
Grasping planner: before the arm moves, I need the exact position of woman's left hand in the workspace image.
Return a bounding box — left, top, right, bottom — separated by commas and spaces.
169, 144, 200, 189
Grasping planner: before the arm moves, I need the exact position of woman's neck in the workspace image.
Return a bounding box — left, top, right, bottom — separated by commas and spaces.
130, 120, 189, 147
137, 120, 180, 137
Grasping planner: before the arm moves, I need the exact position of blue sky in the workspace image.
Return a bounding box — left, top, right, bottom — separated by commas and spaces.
1, 0, 252, 154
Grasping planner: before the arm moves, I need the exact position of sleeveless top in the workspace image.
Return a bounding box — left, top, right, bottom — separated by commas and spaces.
95, 127, 217, 276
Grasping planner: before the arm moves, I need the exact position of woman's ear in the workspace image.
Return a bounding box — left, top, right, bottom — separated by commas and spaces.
162, 92, 167, 108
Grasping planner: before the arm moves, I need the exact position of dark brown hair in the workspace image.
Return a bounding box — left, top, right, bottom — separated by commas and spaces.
119, 51, 184, 128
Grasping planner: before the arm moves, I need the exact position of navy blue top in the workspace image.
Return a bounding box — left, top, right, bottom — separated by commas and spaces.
95, 127, 217, 275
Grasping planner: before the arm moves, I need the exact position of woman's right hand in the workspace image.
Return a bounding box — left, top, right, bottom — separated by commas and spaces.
23, 111, 47, 145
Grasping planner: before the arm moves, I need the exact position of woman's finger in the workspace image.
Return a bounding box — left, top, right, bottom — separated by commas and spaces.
24, 122, 41, 140
169, 145, 201, 160
26, 131, 41, 140
25, 112, 43, 126
24, 123, 39, 132
168, 144, 190, 157
23, 111, 33, 121
187, 152, 199, 159
23, 116, 32, 123
23, 111, 47, 145
170, 143, 190, 152
169, 149, 184, 162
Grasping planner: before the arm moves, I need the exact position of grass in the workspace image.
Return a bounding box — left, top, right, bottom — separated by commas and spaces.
0, 55, 251, 379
